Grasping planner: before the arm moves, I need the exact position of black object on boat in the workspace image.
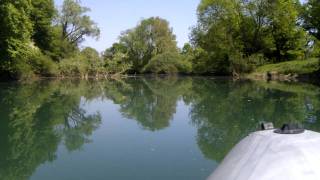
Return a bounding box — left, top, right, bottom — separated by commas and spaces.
260, 122, 274, 130
274, 123, 305, 134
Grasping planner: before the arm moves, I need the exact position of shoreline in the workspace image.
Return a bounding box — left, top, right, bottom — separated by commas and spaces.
1, 73, 319, 86
246, 71, 320, 85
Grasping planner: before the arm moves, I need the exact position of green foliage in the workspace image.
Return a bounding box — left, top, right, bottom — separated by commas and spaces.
1, 0, 319, 78
59, 47, 106, 77
309, 40, 320, 58
0, 0, 33, 78
191, 0, 240, 74
103, 43, 131, 74
80, 47, 104, 75
230, 53, 268, 74
104, 53, 132, 74
0, 0, 102, 79
190, 0, 312, 75
59, 56, 85, 77
188, 47, 211, 74
265, 0, 307, 61
58, 56, 86, 77
254, 58, 320, 75
45, 0, 100, 61
103, 43, 128, 59
28, 51, 59, 76
118, 17, 178, 73
143, 52, 192, 74
102, 17, 182, 75
30, 0, 56, 52
302, 0, 320, 40
59, 0, 100, 45
47, 26, 79, 60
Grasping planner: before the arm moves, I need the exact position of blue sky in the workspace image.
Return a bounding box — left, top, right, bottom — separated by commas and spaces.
54, 0, 199, 52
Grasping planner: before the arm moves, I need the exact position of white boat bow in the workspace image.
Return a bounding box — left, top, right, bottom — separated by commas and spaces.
208, 126, 320, 180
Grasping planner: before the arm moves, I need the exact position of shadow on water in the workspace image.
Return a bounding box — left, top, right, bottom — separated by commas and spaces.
0, 77, 320, 179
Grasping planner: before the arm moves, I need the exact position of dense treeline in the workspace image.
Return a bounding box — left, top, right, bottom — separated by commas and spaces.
0, 0, 319, 79
0, 0, 100, 79
188, 0, 320, 75
104, 0, 320, 76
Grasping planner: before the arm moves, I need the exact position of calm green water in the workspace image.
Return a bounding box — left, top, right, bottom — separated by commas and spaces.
0, 77, 320, 180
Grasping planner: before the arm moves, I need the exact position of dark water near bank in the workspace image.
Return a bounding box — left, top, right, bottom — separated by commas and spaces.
0, 77, 320, 180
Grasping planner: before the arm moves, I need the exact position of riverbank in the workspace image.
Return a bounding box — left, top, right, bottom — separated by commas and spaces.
1, 58, 320, 85
247, 58, 320, 83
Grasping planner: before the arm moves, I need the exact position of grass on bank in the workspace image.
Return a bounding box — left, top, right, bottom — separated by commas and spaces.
255, 81, 320, 96
254, 58, 320, 75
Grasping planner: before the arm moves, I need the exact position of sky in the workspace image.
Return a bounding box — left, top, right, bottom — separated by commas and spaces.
54, 0, 199, 52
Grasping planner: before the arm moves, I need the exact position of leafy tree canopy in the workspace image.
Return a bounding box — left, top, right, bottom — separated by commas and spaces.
59, 0, 100, 45
119, 17, 178, 73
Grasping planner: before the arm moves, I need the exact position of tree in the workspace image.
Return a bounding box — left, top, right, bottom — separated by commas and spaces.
80, 47, 103, 75
47, 25, 79, 60
238, 0, 271, 56
58, 0, 100, 45
103, 43, 128, 60
265, 0, 307, 61
143, 51, 192, 74
30, 0, 56, 52
302, 0, 320, 40
81, 47, 100, 62
191, 0, 308, 75
102, 43, 131, 74
51, 0, 101, 61
119, 17, 178, 73
0, 0, 33, 78
0, 0, 104, 79
191, 0, 242, 75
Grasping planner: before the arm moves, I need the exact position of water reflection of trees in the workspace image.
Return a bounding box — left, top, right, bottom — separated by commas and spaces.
104, 77, 193, 131
0, 78, 319, 179
0, 81, 102, 180
189, 79, 320, 162
103, 77, 320, 162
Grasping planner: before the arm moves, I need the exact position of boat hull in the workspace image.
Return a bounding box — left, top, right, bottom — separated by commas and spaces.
207, 130, 320, 180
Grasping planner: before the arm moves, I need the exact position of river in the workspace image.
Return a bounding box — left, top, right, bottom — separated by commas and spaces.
0, 77, 319, 180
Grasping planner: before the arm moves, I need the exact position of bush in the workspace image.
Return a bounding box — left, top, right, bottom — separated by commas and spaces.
231, 53, 267, 74
143, 52, 192, 74
190, 48, 210, 74
59, 51, 106, 77
104, 52, 131, 74
8, 45, 58, 79
80, 47, 105, 76
58, 56, 87, 76
309, 40, 320, 58
28, 52, 58, 76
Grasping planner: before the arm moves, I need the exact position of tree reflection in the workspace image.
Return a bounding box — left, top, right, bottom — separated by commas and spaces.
0, 80, 102, 180
95, 77, 320, 162
189, 80, 320, 162
0, 77, 319, 179
104, 77, 192, 131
